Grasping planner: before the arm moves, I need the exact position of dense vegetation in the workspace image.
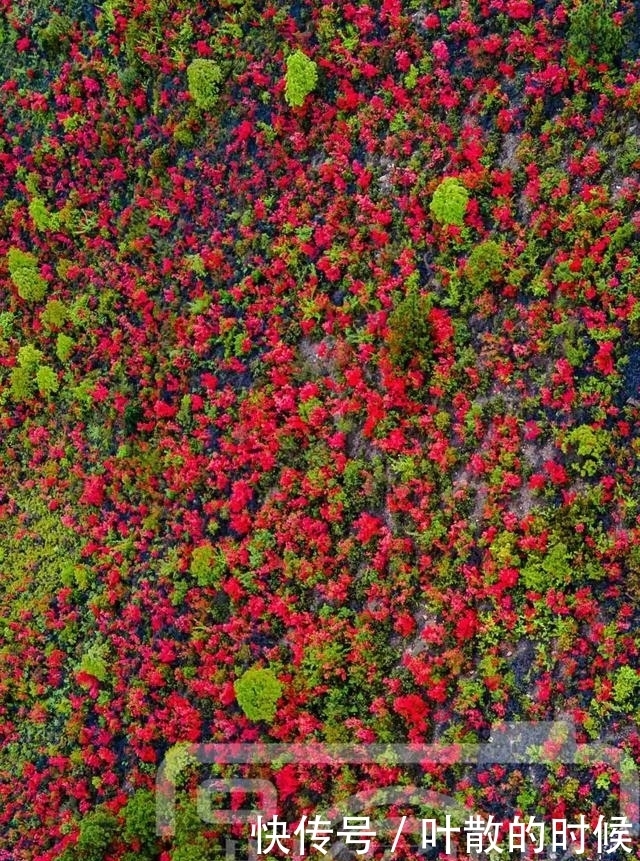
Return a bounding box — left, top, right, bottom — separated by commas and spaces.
0, 0, 639, 858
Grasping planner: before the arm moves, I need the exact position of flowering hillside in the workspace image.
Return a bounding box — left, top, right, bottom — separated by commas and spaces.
0, 0, 639, 858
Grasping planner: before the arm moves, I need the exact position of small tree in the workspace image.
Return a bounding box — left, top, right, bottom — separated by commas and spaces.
189, 542, 225, 586
73, 809, 119, 861
429, 177, 469, 227
7, 247, 47, 302
464, 240, 505, 293
285, 50, 318, 107
186, 59, 223, 109
36, 365, 59, 396
56, 332, 75, 362
234, 667, 283, 722
612, 666, 639, 711
37, 12, 73, 58
567, 0, 625, 66
387, 283, 432, 369
122, 789, 159, 857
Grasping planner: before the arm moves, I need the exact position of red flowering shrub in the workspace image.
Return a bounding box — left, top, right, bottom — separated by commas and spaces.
0, 0, 638, 855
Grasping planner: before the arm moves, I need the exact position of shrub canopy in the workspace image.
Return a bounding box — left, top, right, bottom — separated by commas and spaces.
285, 50, 318, 107
429, 177, 469, 226
234, 667, 283, 722
187, 58, 223, 109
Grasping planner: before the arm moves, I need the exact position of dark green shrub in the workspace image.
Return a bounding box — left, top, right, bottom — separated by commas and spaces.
386, 284, 432, 369
463, 240, 505, 293
122, 789, 159, 857
37, 13, 73, 58
567, 0, 625, 66
234, 667, 282, 722
74, 809, 119, 860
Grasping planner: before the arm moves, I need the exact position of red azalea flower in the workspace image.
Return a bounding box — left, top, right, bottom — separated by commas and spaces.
594, 341, 615, 375
543, 460, 568, 485
393, 693, 429, 725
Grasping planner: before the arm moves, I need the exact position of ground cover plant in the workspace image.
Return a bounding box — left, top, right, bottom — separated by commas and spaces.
0, 0, 639, 858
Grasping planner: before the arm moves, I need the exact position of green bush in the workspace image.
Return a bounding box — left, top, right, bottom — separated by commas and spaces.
74, 809, 119, 861
17, 343, 44, 371
612, 666, 639, 711
41, 299, 68, 329
10, 344, 61, 401
10, 366, 33, 402
29, 197, 57, 231
186, 59, 223, 109
234, 667, 283, 722
464, 240, 505, 292
562, 425, 609, 477
10, 344, 43, 401
190, 543, 214, 584
284, 49, 318, 107
7, 247, 47, 302
171, 841, 212, 861
37, 12, 73, 58
567, 0, 625, 66
56, 332, 75, 362
521, 541, 572, 591
430, 177, 469, 227
122, 789, 159, 856
35, 365, 59, 396
76, 643, 109, 682
386, 284, 432, 369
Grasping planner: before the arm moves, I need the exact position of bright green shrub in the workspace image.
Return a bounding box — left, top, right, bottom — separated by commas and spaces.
430, 177, 469, 226
567, 0, 625, 66
612, 666, 639, 710
284, 49, 318, 107
173, 121, 195, 146
387, 284, 432, 369
7, 247, 47, 302
29, 197, 58, 231
190, 543, 214, 583
521, 541, 572, 590
186, 59, 223, 109
77, 643, 109, 682
41, 299, 68, 329
234, 667, 282, 722
10, 366, 33, 402
10, 344, 61, 401
17, 343, 43, 371
36, 365, 59, 395
562, 425, 608, 476
189, 542, 226, 586
56, 333, 74, 362
163, 743, 199, 787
